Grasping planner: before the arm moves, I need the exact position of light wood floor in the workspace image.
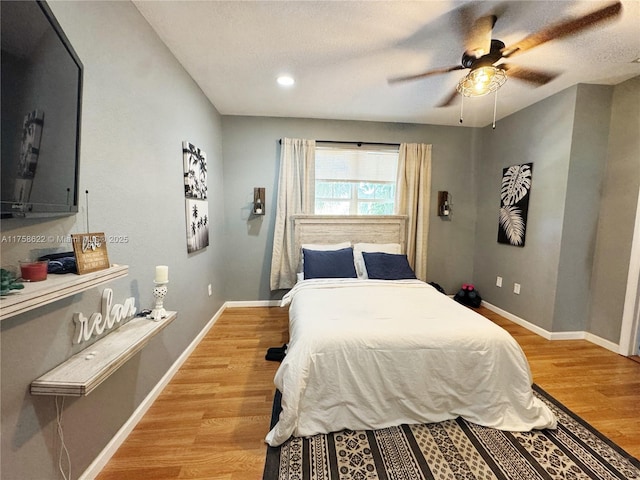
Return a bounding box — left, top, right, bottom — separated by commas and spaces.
97, 305, 640, 480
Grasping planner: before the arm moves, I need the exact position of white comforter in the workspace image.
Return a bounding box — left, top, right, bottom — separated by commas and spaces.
265, 279, 556, 446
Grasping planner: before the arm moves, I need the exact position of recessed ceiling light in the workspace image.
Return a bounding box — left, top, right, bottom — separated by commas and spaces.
277, 75, 295, 87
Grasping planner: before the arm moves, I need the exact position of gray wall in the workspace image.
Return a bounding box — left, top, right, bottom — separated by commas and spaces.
472, 80, 639, 341
553, 85, 612, 332
472, 87, 578, 331
221, 116, 478, 300
588, 76, 640, 341
0, 2, 225, 479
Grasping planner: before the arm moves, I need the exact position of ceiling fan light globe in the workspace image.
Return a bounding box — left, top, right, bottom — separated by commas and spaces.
457, 66, 506, 97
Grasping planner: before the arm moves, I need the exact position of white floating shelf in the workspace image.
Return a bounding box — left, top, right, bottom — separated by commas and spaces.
0, 264, 128, 322
31, 311, 177, 396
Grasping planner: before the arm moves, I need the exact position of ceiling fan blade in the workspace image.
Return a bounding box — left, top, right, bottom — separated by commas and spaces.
388, 65, 465, 84
500, 64, 560, 86
435, 88, 460, 108
465, 14, 498, 58
501, 1, 622, 58
456, 4, 497, 59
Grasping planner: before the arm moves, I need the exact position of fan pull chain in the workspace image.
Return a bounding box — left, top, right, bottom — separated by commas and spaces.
492, 89, 498, 129
459, 95, 464, 124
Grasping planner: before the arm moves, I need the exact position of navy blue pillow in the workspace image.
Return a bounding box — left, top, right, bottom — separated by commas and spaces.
362, 252, 416, 280
303, 247, 357, 280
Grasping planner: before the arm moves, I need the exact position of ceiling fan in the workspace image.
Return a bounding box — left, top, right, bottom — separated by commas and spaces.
388, 1, 623, 108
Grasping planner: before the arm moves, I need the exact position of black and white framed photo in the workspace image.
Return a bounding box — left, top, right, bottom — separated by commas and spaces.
185, 198, 209, 253
182, 141, 209, 252
182, 141, 208, 199
497, 163, 533, 247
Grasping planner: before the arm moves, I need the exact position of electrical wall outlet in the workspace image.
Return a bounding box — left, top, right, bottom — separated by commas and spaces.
496, 276, 503, 287
513, 283, 521, 294
207, 284, 212, 296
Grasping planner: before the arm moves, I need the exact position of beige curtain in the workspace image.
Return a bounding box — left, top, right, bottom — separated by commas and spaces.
396, 143, 432, 281
270, 138, 316, 290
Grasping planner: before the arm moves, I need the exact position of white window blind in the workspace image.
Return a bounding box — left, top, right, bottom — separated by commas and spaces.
315, 144, 399, 215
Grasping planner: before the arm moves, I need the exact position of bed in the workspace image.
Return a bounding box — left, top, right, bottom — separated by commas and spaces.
265, 216, 556, 447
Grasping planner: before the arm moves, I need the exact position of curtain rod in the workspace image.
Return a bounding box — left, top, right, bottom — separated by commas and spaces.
279, 139, 400, 147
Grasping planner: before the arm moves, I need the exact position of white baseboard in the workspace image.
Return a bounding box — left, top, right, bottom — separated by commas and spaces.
481, 301, 620, 353
584, 332, 620, 353
481, 301, 553, 340
79, 303, 228, 480
225, 300, 281, 308
548, 330, 584, 340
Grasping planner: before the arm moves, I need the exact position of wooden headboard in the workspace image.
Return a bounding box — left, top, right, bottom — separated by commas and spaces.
293, 215, 408, 253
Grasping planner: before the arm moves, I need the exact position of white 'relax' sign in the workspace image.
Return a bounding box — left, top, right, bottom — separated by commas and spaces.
73, 288, 137, 344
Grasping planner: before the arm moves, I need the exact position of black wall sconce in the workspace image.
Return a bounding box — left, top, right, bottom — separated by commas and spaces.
253, 187, 265, 215
437, 191, 451, 218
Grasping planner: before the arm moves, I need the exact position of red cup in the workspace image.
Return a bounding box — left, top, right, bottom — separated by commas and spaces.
19, 260, 49, 282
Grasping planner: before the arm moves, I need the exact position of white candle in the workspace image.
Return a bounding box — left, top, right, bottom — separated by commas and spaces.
155, 265, 168, 283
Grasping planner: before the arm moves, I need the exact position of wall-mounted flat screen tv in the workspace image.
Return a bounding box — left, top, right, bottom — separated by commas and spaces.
1, 0, 83, 218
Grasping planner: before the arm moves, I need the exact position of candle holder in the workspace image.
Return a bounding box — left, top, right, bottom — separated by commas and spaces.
148, 281, 168, 321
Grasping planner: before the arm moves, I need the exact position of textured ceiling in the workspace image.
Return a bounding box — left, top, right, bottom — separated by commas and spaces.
133, 1, 640, 127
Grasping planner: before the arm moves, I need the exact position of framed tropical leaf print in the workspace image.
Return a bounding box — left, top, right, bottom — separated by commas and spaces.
497, 163, 533, 247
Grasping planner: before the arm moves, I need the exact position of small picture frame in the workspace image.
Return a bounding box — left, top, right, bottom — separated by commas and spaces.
71, 232, 110, 274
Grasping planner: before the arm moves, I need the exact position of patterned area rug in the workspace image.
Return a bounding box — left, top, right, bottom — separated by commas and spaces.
263, 385, 640, 480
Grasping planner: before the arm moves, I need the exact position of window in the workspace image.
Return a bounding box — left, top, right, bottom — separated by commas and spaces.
314, 145, 399, 215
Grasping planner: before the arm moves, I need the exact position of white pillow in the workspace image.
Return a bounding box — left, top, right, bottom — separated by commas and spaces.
297, 242, 352, 276
302, 242, 351, 251
353, 242, 402, 279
